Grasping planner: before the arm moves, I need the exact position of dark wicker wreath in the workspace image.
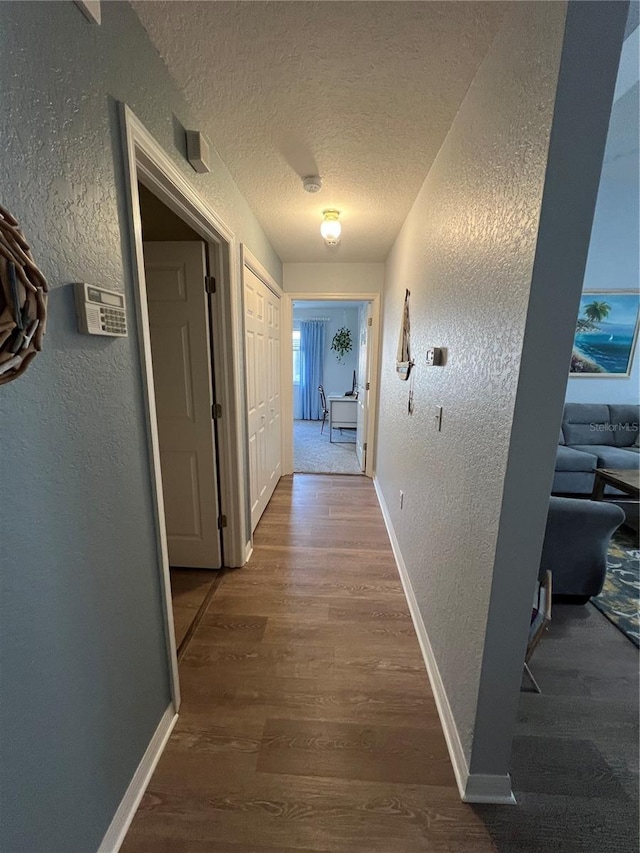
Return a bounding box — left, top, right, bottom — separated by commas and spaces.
0, 204, 48, 385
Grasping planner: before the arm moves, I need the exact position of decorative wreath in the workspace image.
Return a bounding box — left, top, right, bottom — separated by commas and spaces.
0, 204, 48, 385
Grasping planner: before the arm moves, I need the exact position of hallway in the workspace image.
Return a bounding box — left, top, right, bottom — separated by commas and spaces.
121, 475, 494, 851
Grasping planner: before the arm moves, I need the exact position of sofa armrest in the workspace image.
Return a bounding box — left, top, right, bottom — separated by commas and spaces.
540, 497, 625, 597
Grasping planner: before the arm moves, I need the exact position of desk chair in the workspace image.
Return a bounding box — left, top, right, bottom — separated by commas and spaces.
319, 385, 329, 434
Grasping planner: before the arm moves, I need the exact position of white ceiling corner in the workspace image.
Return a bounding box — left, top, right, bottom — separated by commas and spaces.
132, 1, 506, 263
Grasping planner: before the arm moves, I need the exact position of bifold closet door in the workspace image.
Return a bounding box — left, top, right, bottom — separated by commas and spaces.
244, 267, 281, 531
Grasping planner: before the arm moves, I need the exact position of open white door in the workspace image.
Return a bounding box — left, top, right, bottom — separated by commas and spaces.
143, 241, 221, 569
244, 266, 281, 531
356, 303, 373, 472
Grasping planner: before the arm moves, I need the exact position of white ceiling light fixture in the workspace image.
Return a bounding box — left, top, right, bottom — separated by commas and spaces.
321, 209, 341, 246
302, 175, 322, 193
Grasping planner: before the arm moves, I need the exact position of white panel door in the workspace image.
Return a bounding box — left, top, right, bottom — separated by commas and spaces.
356, 303, 373, 472
144, 241, 221, 569
244, 266, 281, 531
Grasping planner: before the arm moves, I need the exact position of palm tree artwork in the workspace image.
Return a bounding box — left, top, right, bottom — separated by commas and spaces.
570, 293, 639, 376
576, 300, 611, 331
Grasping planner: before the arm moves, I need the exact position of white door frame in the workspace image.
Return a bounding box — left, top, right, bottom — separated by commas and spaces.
282, 292, 381, 478
120, 104, 250, 708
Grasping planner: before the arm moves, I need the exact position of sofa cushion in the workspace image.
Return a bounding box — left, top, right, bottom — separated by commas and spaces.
562, 403, 615, 446
608, 404, 640, 447
556, 445, 597, 472
552, 471, 596, 495
571, 445, 640, 470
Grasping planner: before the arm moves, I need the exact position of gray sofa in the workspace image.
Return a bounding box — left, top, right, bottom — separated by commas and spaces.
541, 497, 625, 600
553, 403, 639, 495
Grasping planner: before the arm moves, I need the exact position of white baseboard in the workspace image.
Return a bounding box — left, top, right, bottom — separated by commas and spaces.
373, 477, 516, 806
245, 541, 254, 564
97, 704, 178, 852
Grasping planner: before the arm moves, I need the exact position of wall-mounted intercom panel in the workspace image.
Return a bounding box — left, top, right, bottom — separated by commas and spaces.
74, 282, 128, 337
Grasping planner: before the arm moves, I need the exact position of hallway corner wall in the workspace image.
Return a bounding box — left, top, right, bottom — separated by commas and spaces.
373, 0, 627, 797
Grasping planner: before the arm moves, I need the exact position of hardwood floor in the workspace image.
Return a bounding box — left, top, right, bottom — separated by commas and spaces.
170, 568, 222, 653
122, 475, 639, 852
122, 475, 496, 852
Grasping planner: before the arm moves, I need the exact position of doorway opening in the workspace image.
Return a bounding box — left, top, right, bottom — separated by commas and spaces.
291, 299, 373, 475
121, 105, 250, 708
137, 184, 224, 658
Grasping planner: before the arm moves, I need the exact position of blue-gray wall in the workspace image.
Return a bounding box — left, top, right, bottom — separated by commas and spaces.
0, 3, 280, 851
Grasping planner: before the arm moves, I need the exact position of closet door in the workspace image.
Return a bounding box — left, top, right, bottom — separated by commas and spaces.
244, 266, 281, 531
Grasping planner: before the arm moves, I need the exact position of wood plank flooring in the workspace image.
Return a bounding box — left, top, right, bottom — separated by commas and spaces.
170, 568, 221, 651
122, 475, 496, 852
122, 475, 639, 852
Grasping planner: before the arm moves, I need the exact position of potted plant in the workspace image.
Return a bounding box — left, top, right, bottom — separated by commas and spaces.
331, 327, 353, 364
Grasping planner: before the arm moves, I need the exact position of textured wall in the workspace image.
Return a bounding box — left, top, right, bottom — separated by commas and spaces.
0, 3, 280, 851
374, 3, 568, 764
565, 80, 640, 404
469, 1, 628, 776
284, 262, 384, 294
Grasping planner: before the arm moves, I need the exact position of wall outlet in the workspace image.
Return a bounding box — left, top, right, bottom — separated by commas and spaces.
399, 491, 404, 509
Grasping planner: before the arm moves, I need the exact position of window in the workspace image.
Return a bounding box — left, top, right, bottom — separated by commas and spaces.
292, 329, 301, 383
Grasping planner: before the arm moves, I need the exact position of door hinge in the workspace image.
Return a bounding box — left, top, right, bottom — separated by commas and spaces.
217, 514, 227, 529
367, 317, 373, 327
205, 275, 216, 294
365, 381, 370, 391
363, 442, 367, 453
212, 403, 222, 419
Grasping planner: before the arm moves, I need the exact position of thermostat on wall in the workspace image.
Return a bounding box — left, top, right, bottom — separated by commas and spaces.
74, 282, 128, 337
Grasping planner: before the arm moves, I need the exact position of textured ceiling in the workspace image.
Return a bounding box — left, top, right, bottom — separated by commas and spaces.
132, 1, 506, 263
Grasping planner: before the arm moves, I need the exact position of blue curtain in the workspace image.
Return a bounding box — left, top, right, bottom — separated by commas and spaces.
299, 320, 325, 419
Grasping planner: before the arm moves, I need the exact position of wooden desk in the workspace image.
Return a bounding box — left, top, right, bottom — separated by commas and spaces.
327, 396, 357, 443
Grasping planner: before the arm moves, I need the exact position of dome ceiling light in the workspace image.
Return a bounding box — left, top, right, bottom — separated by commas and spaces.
320, 209, 341, 246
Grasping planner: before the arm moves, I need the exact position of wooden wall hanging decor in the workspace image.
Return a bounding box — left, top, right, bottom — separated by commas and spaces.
396, 288, 413, 381
0, 204, 48, 385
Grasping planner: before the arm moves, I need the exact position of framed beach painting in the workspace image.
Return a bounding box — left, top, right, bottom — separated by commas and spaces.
570, 291, 640, 377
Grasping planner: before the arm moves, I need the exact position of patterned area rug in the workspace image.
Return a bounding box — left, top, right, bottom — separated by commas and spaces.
293, 419, 361, 475
592, 526, 640, 647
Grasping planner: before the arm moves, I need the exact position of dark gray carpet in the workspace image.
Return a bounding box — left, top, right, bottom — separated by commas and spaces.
475, 602, 639, 852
